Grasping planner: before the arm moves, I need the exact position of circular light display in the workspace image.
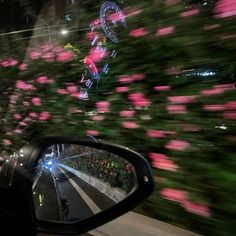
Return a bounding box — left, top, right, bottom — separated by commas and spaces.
100, 1, 127, 43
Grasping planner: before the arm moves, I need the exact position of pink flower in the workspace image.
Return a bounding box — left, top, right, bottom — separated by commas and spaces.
14, 129, 23, 134
3, 139, 12, 146
203, 104, 225, 111
201, 88, 225, 96
42, 52, 54, 62
57, 89, 69, 95
117, 75, 133, 84
29, 112, 38, 119
153, 86, 171, 92
67, 85, 78, 93
156, 26, 175, 36
31, 97, 42, 106
7, 58, 18, 66
36, 76, 49, 84
30, 51, 41, 59
168, 96, 197, 104
225, 101, 236, 110
71, 93, 81, 98
119, 110, 135, 117
91, 115, 105, 121
152, 158, 178, 171
87, 47, 108, 63
108, 11, 125, 22
182, 200, 211, 217
128, 92, 145, 100
160, 188, 188, 203
53, 47, 64, 53
223, 111, 236, 119
16, 80, 35, 91
19, 121, 27, 126
40, 43, 53, 52
133, 98, 150, 107
86, 130, 99, 136
180, 9, 200, 18
167, 105, 187, 114
214, 0, 236, 18
165, 140, 190, 151
90, 18, 101, 27
149, 152, 168, 160
115, 86, 129, 93
86, 32, 97, 41
214, 83, 235, 91
18, 63, 28, 71
24, 117, 32, 123
39, 111, 51, 121
129, 28, 148, 37
96, 101, 110, 113
131, 73, 145, 80
14, 114, 21, 120
56, 51, 74, 62
148, 153, 178, 171
122, 121, 139, 129
147, 130, 175, 138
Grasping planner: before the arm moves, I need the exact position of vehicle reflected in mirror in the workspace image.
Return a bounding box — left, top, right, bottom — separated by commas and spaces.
32, 144, 138, 223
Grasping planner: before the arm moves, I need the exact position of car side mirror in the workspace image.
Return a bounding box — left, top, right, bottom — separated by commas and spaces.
1, 137, 154, 235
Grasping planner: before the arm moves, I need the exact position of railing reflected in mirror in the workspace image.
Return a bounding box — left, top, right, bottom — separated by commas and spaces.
32, 144, 138, 223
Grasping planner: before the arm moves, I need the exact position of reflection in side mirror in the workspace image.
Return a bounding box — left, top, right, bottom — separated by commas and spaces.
32, 144, 138, 223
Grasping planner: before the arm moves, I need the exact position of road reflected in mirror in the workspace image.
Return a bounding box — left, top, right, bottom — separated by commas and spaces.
32, 144, 138, 222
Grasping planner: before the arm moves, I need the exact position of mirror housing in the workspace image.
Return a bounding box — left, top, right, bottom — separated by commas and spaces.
2, 137, 154, 235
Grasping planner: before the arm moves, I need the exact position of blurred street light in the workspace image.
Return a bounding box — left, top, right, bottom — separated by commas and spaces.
60, 29, 69, 35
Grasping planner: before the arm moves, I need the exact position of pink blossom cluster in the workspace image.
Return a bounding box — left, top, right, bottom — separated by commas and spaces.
156, 26, 175, 36
167, 105, 187, 114
117, 73, 145, 84
146, 130, 176, 138
180, 9, 200, 18
160, 188, 211, 217
96, 101, 110, 113
119, 110, 136, 117
2, 139, 12, 146
167, 95, 197, 104
122, 121, 139, 129
165, 139, 190, 151
129, 28, 148, 37
86, 32, 97, 41
160, 188, 188, 203
153, 86, 171, 92
223, 101, 236, 119
91, 115, 105, 121
128, 92, 150, 107
36, 76, 54, 84
203, 104, 225, 112
29, 43, 75, 63
16, 80, 36, 91
108, 11, 125, 22
87, 47, 108, 63
115, 86, 129, 93
0, 58, 18, 67
31, 97, 42, 106
214, 0, 236, 18
149, 152, 178, 171
86, 130, 99, 136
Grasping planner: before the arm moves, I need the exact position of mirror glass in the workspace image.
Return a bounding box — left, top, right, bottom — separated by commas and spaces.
32, 144, 138, 222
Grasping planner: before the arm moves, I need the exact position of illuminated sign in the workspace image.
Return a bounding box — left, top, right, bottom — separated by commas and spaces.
78, 1, 127, 100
